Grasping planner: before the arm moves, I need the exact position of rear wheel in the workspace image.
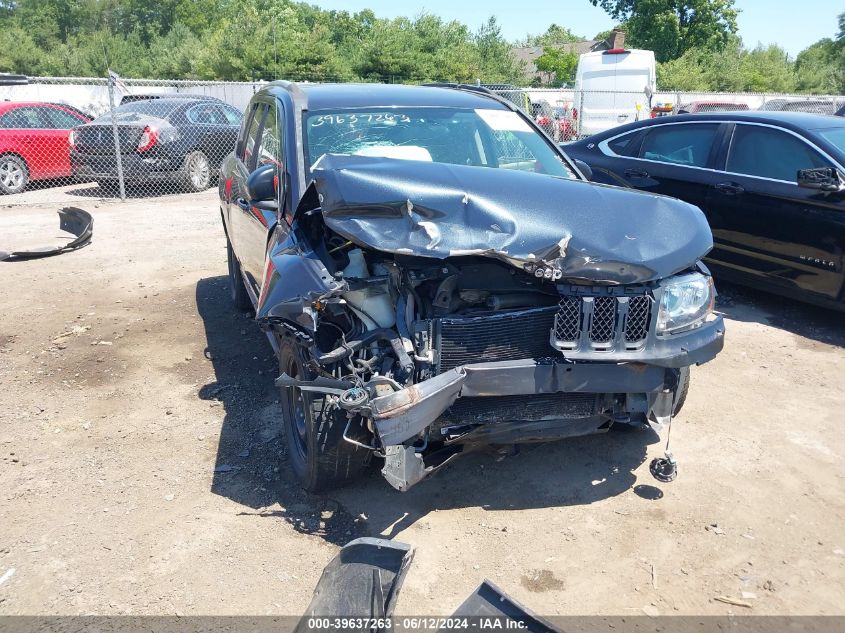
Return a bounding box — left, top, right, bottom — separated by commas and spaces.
226, 239, 252, 312
183, 150, 211, 192
277, 337, 370, 493
0, 155, 28, 195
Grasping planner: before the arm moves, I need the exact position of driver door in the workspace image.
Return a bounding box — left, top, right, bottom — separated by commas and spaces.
230, 100, 286, 294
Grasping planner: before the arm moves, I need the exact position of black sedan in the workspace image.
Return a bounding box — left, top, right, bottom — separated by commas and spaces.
565, 112, 845, 311
70, 97, 242, 193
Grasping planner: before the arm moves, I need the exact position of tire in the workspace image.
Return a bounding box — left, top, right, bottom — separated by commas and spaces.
183, 150, 211, 192
673, 366, 691, 416
0, 155, 29, 195
226, 239, 252, 312
277, 337, 370, 493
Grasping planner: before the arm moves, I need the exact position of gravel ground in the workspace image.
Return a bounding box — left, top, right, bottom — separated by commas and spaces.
0, 188, 844, 616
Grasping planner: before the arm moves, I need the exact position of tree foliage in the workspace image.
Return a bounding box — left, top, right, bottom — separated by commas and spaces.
658, 37, 798, 92
0, 0, 522, 83
534, 46, 579, 86
588, 0, 738, 62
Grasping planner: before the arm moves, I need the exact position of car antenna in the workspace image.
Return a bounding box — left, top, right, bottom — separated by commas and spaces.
649, 416, 678, 483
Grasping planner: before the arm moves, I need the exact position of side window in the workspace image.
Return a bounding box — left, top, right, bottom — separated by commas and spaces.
606, 131, 640, 156
639, 123, 719, 167
0, 107, 44, 129
186, 103, 225, 125
254, 103, 283, 169
241, 104, 266, 169
727, 125, 831, 182
40, 107, 86, 129
222, 105, 243, 126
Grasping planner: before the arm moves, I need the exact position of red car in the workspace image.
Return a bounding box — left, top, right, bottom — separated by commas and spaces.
0, 102, 91, 194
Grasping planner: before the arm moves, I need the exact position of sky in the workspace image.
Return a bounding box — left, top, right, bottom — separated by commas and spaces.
308, 0, 841, 57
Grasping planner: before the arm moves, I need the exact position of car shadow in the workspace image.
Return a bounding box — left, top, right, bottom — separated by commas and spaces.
65, 182, 194, 199
715, 280, 844, 349
196, 275, 662, 546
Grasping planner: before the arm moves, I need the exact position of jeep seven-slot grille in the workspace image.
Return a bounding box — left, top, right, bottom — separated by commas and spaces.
434, 293, 654, 373
554, 294, 654, 351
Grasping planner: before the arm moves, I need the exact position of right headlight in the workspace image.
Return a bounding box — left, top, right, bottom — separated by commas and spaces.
656, 272, 715, 334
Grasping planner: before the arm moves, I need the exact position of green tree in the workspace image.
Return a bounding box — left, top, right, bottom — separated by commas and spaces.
657, 37, 796, 93
588, 0, 739, 62
533, 46, 578, 86
475, 16, 522, 83
793, 11, 845, 94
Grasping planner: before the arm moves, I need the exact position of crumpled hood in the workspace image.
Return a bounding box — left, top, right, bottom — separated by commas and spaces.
307, 154, 713, 284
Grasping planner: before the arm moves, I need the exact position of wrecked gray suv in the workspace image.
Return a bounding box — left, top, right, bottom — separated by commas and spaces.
219, 82, 725, 492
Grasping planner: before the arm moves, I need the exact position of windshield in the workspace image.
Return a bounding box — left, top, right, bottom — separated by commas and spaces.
304, 107, 576, 179
816, 127, 845, 156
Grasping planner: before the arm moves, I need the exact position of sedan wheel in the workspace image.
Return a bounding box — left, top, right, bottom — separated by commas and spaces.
0, 155, 29, 195
184, 151, 211, 192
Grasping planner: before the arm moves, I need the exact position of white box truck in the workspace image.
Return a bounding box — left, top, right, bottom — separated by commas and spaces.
573, 48, 656, 138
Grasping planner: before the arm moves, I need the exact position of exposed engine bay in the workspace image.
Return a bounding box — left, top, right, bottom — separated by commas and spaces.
262, 156, 725, 491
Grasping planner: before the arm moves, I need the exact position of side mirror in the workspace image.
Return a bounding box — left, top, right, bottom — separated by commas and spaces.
246, 163, 279, 211
574, 158, 593, 181
797, 167, 844, 192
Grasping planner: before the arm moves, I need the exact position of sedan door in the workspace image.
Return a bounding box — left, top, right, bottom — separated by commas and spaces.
0, 106, 51, 179
609, 121, 725, 211
185, 103, 241, 169
704, 123, 845, 302
37, 106, 90, 177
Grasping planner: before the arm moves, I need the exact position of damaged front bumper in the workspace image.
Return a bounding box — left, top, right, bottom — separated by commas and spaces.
278, 314, 724, 491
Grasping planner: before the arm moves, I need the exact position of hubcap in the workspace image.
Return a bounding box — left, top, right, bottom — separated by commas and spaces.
189, 154, 209, 189
0, 160, 24, 190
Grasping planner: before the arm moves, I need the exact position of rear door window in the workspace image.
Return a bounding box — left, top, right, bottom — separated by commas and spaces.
221, 105, 243, 125
639, 123, 720, 167
186, 103, 226, 125
606, 130, 642, 156
727, 124, 832, 182
39, 106, 86, 129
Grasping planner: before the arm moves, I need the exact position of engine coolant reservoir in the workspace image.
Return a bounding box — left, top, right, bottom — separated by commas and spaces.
341, 249, 395, 329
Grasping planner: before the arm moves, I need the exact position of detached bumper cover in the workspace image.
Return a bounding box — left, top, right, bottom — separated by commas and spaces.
297, 538, 561, 633
0, 207, 93, 261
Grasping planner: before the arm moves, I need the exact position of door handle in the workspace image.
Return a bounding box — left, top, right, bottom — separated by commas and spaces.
624, 168, 649, 178
235, 197, 250, 210
715, 182, 745, 196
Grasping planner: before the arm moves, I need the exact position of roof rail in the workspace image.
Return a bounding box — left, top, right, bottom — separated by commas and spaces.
420, 82, 518, 112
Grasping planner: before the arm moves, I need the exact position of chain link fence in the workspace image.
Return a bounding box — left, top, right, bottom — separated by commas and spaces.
1, 75, 843, 206
0, 76, 261, 204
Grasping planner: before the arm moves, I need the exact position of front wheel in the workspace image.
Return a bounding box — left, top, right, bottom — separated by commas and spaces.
0, 155, 29, 195
277, 337, 370, 493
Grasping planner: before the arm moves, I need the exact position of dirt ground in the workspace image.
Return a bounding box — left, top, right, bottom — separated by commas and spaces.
1, 186, 844, 617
